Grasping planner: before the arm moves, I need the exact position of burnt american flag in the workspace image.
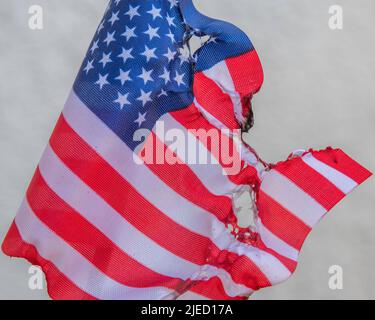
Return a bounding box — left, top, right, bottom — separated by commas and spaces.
2, 0, 371, 300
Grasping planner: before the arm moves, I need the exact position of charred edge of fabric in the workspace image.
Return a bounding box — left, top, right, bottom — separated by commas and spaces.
241, 95, 255, 132
229, 183, 259, 246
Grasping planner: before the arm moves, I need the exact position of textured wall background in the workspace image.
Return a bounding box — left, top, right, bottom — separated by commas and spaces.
0, 0, 374, 299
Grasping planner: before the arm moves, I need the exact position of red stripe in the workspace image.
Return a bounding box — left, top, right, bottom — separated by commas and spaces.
275, 157, 345, 210
2, 222, 96, 300
257, 190, 312, 250
140, 132, 235, 222
50, 115, 271, 290
225, 50, 264, 96
188, 277, 247, 300
26, 168, 184, 290
312, 149, 372, 185
170, 104, 260, 185
193, 72, 240, 129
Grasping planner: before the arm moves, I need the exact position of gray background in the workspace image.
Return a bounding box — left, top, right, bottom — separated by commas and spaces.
0, 0, 374, 299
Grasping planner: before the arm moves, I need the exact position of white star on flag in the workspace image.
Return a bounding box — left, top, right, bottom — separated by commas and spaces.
158, 89, 168, 97
166, 30, 175, 43
114, 92, 130, 109
159, 68, 171, 84
144, 25, 160, 40
166, 14, 176, 27
208, 36, 218, 43
138, 68, 154, 85
89, 40, 99, 54
134, 112, 147, 127
174, 71, 186, 86
96, 20, 105, 34
141, 46, 157, 62
95, 73, 109, 89
147, 5, 162, 20
108, 11, 120, 26
103, 31, 116, 46
83, 60, 94, 74
122, 26, 137, 41
99, 52, 112, 67
168, 0, 179, 9
115, 69, 131, 85
118, 47, 133, 63
125, 5, 140, 21
164, 48, 176, 62
137, 90, 152, 106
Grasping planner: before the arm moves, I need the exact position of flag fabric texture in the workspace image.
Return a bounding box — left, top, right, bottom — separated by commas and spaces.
2, 0, 372, 300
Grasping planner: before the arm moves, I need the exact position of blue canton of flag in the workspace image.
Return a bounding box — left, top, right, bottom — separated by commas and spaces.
74, 0, 194, 151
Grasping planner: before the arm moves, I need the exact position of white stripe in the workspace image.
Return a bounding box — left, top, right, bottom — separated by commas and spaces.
203, 60, 245, 124
39, 145, 199, 279
15, 199, 174, 300
302, 153, 357, 194
63, 90, 291, 285
256, 218, 299, 261
261, 170, 327, 227
40, 144, 252, 297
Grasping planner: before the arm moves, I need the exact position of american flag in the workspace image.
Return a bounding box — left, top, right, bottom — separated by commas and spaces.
2, 0, 371, 300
